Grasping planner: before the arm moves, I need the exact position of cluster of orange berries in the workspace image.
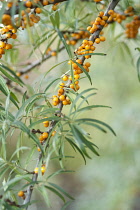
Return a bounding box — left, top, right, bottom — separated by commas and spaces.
52, 82, 72, 106
18, 164, 46, 198
34, 164, 46, 175
64, 30, 90, 46
125, 16, 140, 38
51, 10, 108, 108
0, 25, 17, 58
37, 125, 56, 148
0, 0, 58, 59
46, 47, 57, 56
76, 11, 107, 58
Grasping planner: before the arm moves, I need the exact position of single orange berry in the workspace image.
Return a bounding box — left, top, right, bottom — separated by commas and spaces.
52, 131, 56, 136
34, 167, 38, 174
25, 1, 32, 8
51, 51, 57, 56
85, 62, 91, 67
100, 36, 106, 41
59, 95, 65, 101
63, 100, 68, 105
37, 147, 41, 152
35, 8, 42, 14
41, 166, 46, 175
39, 135, 44, 142
42, 132, 49, 139
74, 74, 80, 80
24, 75, 29, 79
95, 38, 100, 44
62, 75, 68, 81
18, 191, 24, 197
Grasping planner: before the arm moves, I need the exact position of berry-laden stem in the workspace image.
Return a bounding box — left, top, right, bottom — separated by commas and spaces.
23, 101, 63, 208
22, 0, 120, 209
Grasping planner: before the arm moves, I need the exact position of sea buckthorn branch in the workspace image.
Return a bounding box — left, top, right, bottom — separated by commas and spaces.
4, 0, 68, 16
20, 0, 120, 208
0, 195, 21, 208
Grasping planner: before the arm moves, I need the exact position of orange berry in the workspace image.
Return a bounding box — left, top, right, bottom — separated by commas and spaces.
42, 132, 49, 139
102, 16, 108, 21
11, 34, 17, 39
53, 97, 59, 103
59, 95, 65, 101
24, 75, 29, 79
70, 84, 75, 89
100, 20, 106, 25
34, 167, 38, 174
42, 0, 49, 5
59, 82, 65, 88
58, 88, 64, 95
82, 39, 88, 44
95, 38, 100, 44
18, 191, 24, 197
85, 45, 90, 50
96, 17, 101, 22
51, 51, 57, 56
88, 41, 94, 46
53, 101, 58, 106
0, 41, 6, 48
25, 1, 32, 8
74, 74, 80, 80
41, 166, 46, 175
87, 26, 92, 31
85, 62, 91, 67
100, 36, 106, 41
69, 76, 72, 81
39, 135, 44, 142
0, 49, 5, 54
16, 72, 21, 77
63, 100, 68, 105
35, 8, 42, 14
37, 147, 41, 152
62, 75, 68, 81
99, 11, 104, 17
108, 10, 114, 15
52, 131, 56, 136
76, 59, 82, 64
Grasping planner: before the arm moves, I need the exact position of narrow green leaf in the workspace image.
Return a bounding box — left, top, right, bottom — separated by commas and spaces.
76, 118, 116, 136
47, 169, 75, 180
69, 88, 97, 114
55, 11, 60, 29
71, 105, 111, 115
136, 57, 140, 82
61, 200, 73, 210
57, 30, 72, 58
45, 186, 65, 202
48, 182, 75, 200
0, 67, 22, 86
45, 78, 60, 92
66, 137, 86, 164
1, 64, 24, 85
